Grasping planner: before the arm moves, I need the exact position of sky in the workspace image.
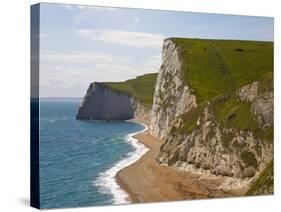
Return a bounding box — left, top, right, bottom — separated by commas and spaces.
39, 3, 274, 97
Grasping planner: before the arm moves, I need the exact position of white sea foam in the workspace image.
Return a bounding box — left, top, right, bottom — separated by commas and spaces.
94, 123, 149, 205
43, 117, 72, 123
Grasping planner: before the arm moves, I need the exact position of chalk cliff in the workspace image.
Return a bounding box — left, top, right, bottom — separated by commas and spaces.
150, 38, 273, 185
149, 39, 197, 140
156, 79, 273, 178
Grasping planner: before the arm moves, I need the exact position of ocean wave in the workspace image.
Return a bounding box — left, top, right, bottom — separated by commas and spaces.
94, 123, 149, 205
41, 117, 73, 123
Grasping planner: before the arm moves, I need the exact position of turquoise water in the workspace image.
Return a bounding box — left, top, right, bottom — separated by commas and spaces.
39, 100, 145, 209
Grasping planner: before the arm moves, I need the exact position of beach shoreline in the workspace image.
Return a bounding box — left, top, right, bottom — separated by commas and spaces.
93, 121, 149, 205
115, 131, 247, 204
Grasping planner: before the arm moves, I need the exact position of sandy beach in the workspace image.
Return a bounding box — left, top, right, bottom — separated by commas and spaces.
116, 132, 245, 203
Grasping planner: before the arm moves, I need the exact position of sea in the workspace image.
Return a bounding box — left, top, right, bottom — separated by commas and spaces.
39, 99, 148, 209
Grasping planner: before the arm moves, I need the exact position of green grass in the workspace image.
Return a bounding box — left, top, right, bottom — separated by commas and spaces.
213, 94, 258, 131
253, 126, 273, 144
258, 71, 273, 95
101, 73, 157, 108
246, 160, 273, 195
178, 67, 273, 137
171, 38, 273, 136
178, 92, 259, 135
171, 38, 273, 103
178, 105, 203, 134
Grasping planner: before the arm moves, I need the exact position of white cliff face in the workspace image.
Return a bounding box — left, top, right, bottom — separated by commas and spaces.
150, 39, 197, 140
238, 82, 273, 127
156, 81, 273, 178
149, 38, 273, 180
130, 98, 151, 125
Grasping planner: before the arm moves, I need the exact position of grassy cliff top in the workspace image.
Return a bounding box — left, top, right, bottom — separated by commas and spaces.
171, 38, 273, 103
172, 38, 273, 138
101, 73, 157, 108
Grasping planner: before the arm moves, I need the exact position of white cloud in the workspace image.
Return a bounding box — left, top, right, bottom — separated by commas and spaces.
76, 29, 165, 48
60, 4, 74, 10
264, 34, 273, 39
41, 51, 108, 63
40, 51, 132, 64
77, 5, 116, 11
60, 4, 117, 11
134, 17, 140, 22
39, 33, 48, 38
39, 29, 163, 97
72, 5, 117, 24
39, 51, 162, 97
145, 54, 162, 70
39, 62, 148, 97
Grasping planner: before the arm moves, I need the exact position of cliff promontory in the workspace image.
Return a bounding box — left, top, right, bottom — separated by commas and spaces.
76, 73, 157, 124
150, 38, 273, 193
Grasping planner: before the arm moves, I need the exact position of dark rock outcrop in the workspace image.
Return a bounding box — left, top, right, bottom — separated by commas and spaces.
76, 83, 134, 120
76, 82, 151, 123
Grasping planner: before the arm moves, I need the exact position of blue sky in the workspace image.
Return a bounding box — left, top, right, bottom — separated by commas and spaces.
39, 3, 273, 97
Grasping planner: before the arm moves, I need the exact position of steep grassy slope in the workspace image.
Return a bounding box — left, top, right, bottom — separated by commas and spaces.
178, 71, 273, 140
102, 73, 157, 108
247, 160, 273, 195
171, 38, 273, 103
171, 38, 273, 143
